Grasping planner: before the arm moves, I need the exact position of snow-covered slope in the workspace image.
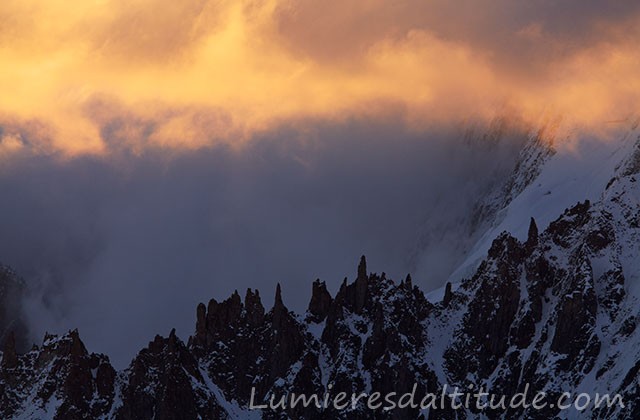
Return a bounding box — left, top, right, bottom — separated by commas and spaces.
444, 118, 640, 291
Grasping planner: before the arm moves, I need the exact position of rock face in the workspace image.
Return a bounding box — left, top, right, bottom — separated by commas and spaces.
0, 330, 116, 419
117, 329, 226, 420
307, 280, 332, 322
1, 132, 640, 419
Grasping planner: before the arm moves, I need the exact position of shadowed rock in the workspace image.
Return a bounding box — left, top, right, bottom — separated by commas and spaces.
525, 217, 539, 251
442, 282, 453, 307
308, 279, 332, 322
354, 255, 368, 313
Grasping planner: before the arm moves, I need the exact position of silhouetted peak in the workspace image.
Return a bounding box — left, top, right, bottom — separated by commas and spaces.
150, 334, 165, 352
245, 288, 265, 327
357, 255, 367, 281
443, 282, 453, 307
526, 217, 539, 250
244, 288, 261, 304
487, 232, 524, 262
333, 277, 349, 306
206, 297, 218, 310
39, 330, 84, 356
167, 328, 180, 352
404, 274, 413, 288
274, 283, 284, 310
196, 303, 207, 336
61, 329, 88, 358
204, 292, 243, 333
355, 256, 368, 313
308, 279, 332, 321
272, 283, 293, 331
231, 290, 241, 304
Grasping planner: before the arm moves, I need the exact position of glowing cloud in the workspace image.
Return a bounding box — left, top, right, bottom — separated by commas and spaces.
0, 0, 638, 155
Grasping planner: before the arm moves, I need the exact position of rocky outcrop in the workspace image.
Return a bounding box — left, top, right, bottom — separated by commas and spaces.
117, 329, 226, 420
307, 280, 332, 322
0, 329, 116, 419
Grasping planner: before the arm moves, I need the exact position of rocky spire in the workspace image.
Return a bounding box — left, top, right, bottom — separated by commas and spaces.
308, 279, 332, 321
231, 290, 242, 308
355, 256, 368, 313
244, 288, 265, 327
340, 277, 348, 292
443, 282, 453, 307
404, 274, 413, 289
526, 217, 539, 250
69, 329, 87, 358
274, 283, 284, 310
167, 328, 179, 353
357, 255, 367, 281
195, 303, 207, 337
267, 282, 305, 389
205, 291, 243, 334
272, 283, 288, 328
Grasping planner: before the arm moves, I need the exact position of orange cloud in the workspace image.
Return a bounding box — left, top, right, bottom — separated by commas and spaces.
0, 0, 638, 156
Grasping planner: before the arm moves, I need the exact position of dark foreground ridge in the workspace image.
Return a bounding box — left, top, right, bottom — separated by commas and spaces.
1, 178, 640, 419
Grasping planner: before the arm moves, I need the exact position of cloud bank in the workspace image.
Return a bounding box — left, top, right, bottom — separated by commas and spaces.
0, 0, 638, 155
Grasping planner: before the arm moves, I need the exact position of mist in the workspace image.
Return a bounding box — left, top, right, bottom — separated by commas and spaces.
0, 117, 527, 367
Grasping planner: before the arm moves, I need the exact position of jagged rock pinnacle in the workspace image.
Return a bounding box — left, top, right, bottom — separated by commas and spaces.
275, 283, 283, 306
355, 256, 368, 313
245, 288, 265, 327
357, 255, 367, 281
69, 329, 87, 358
167, 328, 179, 352
443, 282, 453, 307
196, 303, 206, 336
526, 217, 539, 250
308, 279, 332, 321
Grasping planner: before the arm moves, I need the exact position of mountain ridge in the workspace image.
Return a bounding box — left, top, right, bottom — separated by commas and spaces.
1, 123, 640, 419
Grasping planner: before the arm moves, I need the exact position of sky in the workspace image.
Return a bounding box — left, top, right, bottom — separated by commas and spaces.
0, 0, 638, 155
0, 0, 638, 366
